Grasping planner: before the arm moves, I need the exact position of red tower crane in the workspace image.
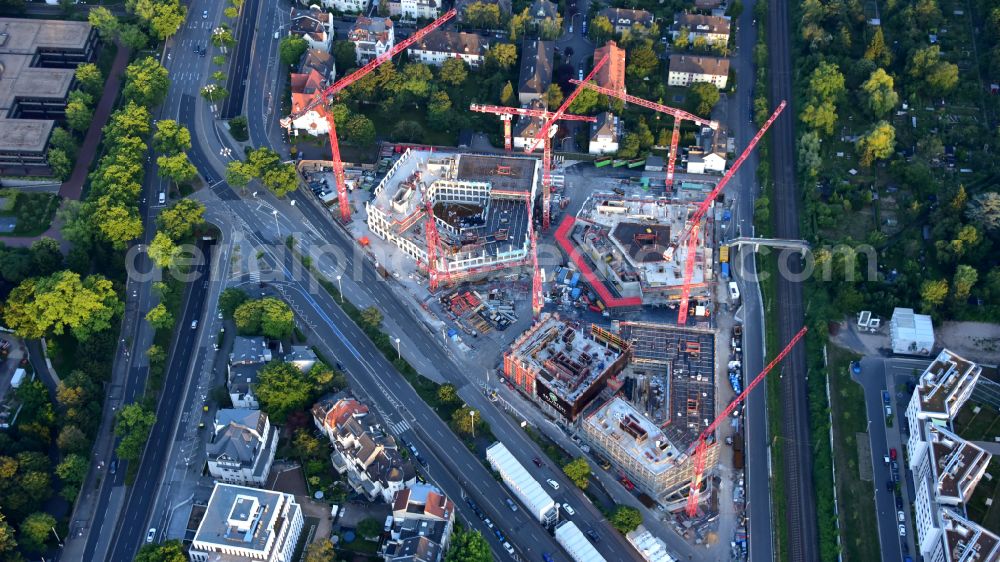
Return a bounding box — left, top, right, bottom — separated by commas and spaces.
568, 80, 717, 189
280, 9, 457, 222
469, 104, 598, 152
685, 326, 807, 517
413, 172, 444, 292
675, 101, 786, 324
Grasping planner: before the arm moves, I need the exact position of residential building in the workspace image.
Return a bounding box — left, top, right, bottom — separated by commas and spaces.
387, 0, 441, 20
312, 393, 370, 439
299, 49, 336, 82
589, 112, 620, 155
228, 337, 271, 409
502, 313, 630, 421
685, 149, 725, 174
528, 0, 558, 24
512, 100, 547, 150
207, 409, 279, 487
349, 17, 395, 64
671, 14, 731, 46
0, 18, 98, 177
456, 0, 511, 23
383, 484, 457, 562
903, 350, 997, 562
890, 307, 935, 356
694, 0, 725, 10
316, 396, 416, 502
593, 40, 626, 92
407, 30, 488, 68
598, 8, 655, 34
289, 7, 333, 53
581, 396, 719, 499
517, 39, 554, 105
288, 68, 329, 137
667, 54, 729, 88
304, 0, 370, 15
189, 483, 304, 562
285, 345, 318, 373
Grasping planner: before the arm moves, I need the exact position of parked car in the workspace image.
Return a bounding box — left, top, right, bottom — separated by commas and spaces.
146, 528, 156, 543
503, 542, 515, 555
898, 524, 906, 537
890, 448, 897, 461
494, 529, 505, 542
897, 510, 905, 522
547, 479, 560, 490
484, 518, 494, 529
562, 503, 576, 516
895, 495, 904, 509
532, 457, 544, 467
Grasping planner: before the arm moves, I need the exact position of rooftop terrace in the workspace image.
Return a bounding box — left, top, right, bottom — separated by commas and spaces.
917, 349, 981, 418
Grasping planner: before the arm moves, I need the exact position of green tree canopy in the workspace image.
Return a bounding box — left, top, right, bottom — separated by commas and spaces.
88, 6, 119, 38
860, 68, 899, 117
119, 23, 149, 50
158, 199, 205, 240
799, 99, 838, 136
357, 517, 383, 538
219, 288, 250, 318
304, 539, 336, 562
135, 540, 187, 562
908, 46, 959, 95
625, 44, 659, 80
145, 302, 175, 330
855, 121, 895, 166
864, 27, 891, 67
589, 16, 614, 44
360, 306, 382, 328
464, 1, 501, 28
952, 264, 978, 302
153, 119, 192, 155
234, 298, 295, 339
451, 406, 483, 436
444, 529, 491, 562
262, 163, 301, 197
114, 402, 156, 461
124, 56, 170, 108
806, 61, 846, 101
148, 232, 181, 269
256, 361, 312, 422
226, 159, 255, 191
500, 80, 515, 105
279, 36, 308, 67
3, 271, 121, 340
689, 82, 720, 117
157, 153, 197, 186
332, 41, 357, 73
487, 44, 518, 70
75, 63, 104, 97
609, 505, 642, 533
439, 57, 469, 86
920, 278, 949, 309
18, 512, 56, 553
545, 83, 564, 109
0, 513, 16, 556
65, 97, 94, 133
436, 383, 460, 405
562, 457, 591, 489
56, 453, 89, 501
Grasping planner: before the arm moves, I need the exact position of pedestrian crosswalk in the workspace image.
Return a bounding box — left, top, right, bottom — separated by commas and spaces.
248, 271, 261, 282
389, 419, 411, 435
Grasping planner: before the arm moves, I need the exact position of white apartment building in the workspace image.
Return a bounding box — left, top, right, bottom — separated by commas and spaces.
207, 409, 279, 487
671, 14, 731, 46
349, 17, 395, 64
667, 54, 729, 89
589, 112, 620, 155
305, 0, 370, 14
407, 30, 488, 68
391, 0, 441, 20
903, 349, 998, 562
289, 7, 333, 53
189, 484, 304, 562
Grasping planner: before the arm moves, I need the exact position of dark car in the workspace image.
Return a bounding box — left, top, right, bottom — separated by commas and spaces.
532, 457, 544, 467
110, 459, 118, 475
494, 529, 505, 542
895, 495, 904, 509
585, 529, 600, 543
887, 480, 894, 492
466, 497, 477, 509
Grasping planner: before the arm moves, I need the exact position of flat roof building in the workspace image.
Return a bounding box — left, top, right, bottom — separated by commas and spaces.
0, 18, 98, 177
891, 307, 935, 356
189, 483, 304, 562
503, 313, 629, 421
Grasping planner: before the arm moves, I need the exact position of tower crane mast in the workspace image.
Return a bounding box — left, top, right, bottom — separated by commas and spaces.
280, 9, 457, 222
685, 326, 808, 517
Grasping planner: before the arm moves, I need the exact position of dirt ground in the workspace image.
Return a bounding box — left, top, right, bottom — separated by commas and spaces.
936, 321, 1000, 364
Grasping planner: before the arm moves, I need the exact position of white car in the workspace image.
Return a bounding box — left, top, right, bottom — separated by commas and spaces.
484, 518, 494, 529
547, 479, 560, 490
202, 9, 208, 19
898, 524, 906, 537
897, 510, 905, 522
146, 528, 156, 543
562, 503, 576, 516
191, 320, 199, 330
503, 542, 515, 555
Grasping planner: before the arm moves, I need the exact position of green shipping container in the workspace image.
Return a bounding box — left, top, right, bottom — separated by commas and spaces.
612, 159, 628, 168
595, 157, 612, 168
627, 158, 646, 169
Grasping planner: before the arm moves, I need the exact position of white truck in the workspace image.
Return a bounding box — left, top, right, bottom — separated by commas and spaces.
554, 521, 606, 562
486, 442, 558, 525
10, 368, 26, 389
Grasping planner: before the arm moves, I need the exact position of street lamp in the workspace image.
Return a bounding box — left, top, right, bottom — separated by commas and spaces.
336, 275, 343, 303
395, 337, 401, 359
470, 410, 476, 438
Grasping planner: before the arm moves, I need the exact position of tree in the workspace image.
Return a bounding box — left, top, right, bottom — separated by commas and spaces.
361, 306, 383, 328
953, 265, 978, 302
279, 36, 308, 67
562, 457, 591, 489
226, 159, 255, 191
357, 517, 383, 539
157, 153, 197, 186
799, 99, 838, 136
115, 403, 156, 461
609, 505, 642, 534
500, 81, 515, 105
308, 362, 345, 392
248, 147, 281, 177
626, 44, 659, 80
864, 27, 891, 67
616, 132, 641, 159
545, 83, 564, 109
920, 278, 949, 309
855, 121, 895, 166
88, 6, 119, 38
219, 288, 249, 318
860, 68, 899, 117
908, 46, 959, 95
200, 83, 229, 103
3, 271, 121, 340
103, 101, 151, 139
135, 540, 187, 562
57, 425, 89, 454
124, 56, 170, 108
332, 41, 357, 74
146, 343, 166, 369
145, 302, 175, 330
445, 529, 491, 562
674, 27, 690, 49
48, 147, 73, 180
65, 97, 93, 133
94, 203, 143, 246
148, 232, 180, 268
145, 0, 186, 40
439, 58, 469, 86
451, 406, 482, 436
234, 298, 295, 339
689, 82, 720, 117
224, 6, 239, 19
798, 131, 822, 178
56, 454, 88, 500
158, 199, 205, 240
390, 120, 425, 142
211, 26, 235, 48
0, 513, 16, 557
464, 1, 501, 28
75, 63, 104, 97
508, 8, 532, 41
437, 383, 460, 405
119, 23, 149, 50
807, 61, 845, 101
18, 512, 56, 553
538, 16, 563, 40
487, 44, 518, 70
967, 192, 1000, 232
50, 127, 78, 158
262, 163, 300, 197
256, 362, 312, 422
31, 237, 64, 276
589, 16, 614, 44
343, 115, 376, 146
428, 91, 454, 129
154, 120, 192, 155
568, 87, 600, 114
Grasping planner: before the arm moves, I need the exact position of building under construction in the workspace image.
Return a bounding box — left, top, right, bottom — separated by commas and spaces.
502, 313, 630, 421
366, 149, 540, 285
556, 193, 715, 310
584, 321, 719, 501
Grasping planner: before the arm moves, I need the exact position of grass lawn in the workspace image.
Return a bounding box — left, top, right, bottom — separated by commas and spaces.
0, 190, 61, 236
954, 400, 1000, 442
967, 457, 1000, 536
828, 345, 881, 562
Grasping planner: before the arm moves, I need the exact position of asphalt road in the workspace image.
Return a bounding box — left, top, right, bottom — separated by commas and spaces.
103, 239, 214, 562
767, 1, 818, 560
220, 0, 260, 119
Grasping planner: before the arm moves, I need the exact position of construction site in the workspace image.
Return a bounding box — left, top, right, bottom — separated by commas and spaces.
363, 149, 540, 286
556, 193, 716, 311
